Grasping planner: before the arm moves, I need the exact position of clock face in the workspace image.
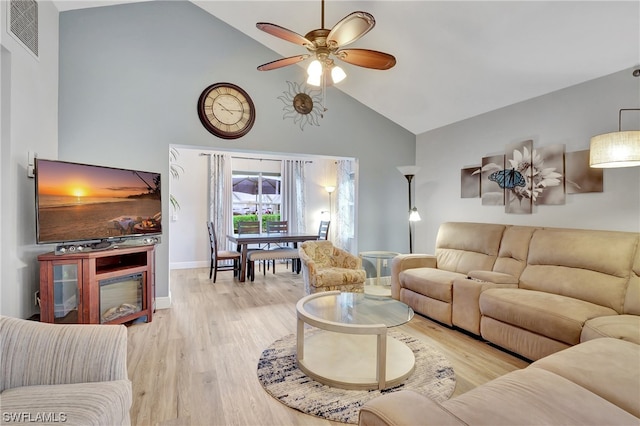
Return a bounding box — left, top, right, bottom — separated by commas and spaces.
197, 83, 256, 139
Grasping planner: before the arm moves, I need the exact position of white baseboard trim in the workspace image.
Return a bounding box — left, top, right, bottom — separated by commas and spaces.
155, 295, 171, 310
170, 261, 209, 270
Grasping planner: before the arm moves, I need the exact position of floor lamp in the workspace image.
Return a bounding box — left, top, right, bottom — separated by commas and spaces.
325, 186, 335, 220
397, 166, 421, 253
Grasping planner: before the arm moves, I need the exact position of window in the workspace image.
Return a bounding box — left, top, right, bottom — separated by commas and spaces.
232, 172, 281, 231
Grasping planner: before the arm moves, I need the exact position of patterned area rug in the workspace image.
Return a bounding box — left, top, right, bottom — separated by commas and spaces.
257, 330, 456, 424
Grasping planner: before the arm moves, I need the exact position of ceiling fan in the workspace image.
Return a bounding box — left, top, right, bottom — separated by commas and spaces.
256, 0, 396, 86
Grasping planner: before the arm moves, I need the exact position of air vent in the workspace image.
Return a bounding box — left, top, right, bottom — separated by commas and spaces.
9, 0, 38, 58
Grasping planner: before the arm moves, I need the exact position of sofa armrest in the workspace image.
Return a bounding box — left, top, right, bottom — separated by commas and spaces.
452, 278, 518, 335
299, 249, 316, 273
391, 254, 437, 299
358, 390, 466, 426
0, 316, 128, 391
392, 254, 437, 272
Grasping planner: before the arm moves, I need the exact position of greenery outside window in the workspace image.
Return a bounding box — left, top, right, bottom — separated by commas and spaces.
232, 172, 281, 231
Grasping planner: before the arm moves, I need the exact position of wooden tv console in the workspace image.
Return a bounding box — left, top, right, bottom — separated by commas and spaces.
38, 245, 155, 325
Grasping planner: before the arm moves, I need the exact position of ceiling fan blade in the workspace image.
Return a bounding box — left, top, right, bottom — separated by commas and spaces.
326, 12, 375, 49
257, 54, 310, 71
336, 49, 396, 70
256, 22, 313, 47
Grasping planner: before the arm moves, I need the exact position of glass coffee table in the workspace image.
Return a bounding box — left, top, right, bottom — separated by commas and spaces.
296, 291, 415, 390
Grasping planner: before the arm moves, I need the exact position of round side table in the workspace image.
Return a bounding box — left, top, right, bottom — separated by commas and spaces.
359, 251, 400, 297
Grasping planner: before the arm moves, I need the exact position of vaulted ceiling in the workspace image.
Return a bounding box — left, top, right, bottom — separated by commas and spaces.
53, 1, 640, 135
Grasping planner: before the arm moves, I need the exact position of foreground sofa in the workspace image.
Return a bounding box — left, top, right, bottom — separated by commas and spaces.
359, 337, 640, 425
0, 315, 132, 425
392, 222, 640, 360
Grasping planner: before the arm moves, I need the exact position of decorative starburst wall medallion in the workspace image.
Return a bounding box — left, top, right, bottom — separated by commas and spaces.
278, 81, 324, 130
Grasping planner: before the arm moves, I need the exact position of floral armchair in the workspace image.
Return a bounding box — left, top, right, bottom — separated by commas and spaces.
299, 240, 366, 294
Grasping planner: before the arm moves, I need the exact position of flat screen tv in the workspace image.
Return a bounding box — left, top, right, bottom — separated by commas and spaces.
35, 158, 162, 245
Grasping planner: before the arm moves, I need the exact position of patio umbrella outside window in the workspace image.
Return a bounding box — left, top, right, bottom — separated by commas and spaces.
232, 175, 282, 218
232, 176, 280, 195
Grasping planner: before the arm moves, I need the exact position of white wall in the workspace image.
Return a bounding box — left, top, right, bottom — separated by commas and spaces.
1, 1, 59, 318
414, 67, 640, 253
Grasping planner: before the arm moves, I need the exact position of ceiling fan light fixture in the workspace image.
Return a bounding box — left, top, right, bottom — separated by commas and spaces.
307, 59, 323, 77
256, 1, 396, 78
331, 65, 346, 84
307, 73, 322, 87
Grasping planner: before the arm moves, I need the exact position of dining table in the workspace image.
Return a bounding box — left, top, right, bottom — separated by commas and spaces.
227, 232, 319, 282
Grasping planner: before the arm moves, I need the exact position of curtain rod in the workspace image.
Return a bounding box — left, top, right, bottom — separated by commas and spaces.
199, 153, 312, 163
232, 156, 282, 162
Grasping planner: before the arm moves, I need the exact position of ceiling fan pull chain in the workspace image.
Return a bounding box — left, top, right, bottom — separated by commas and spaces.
321, 72, 327, 113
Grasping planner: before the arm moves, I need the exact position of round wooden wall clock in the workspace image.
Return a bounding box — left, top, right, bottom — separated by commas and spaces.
197, 83, 256, 139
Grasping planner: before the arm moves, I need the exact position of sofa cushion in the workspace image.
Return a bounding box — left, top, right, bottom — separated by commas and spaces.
581, 315, 640, 344
359, 390, 466, 426
399, 269, 467, 303
480, 288, 617, 345
435, 222, 505, 274
300, 240, 336, 268
314, 267, 366, 289
0, 380, 132, 426
440, 368, 637, 425
625, 245, 640, 315
491, 225, 537, 278
520, 228, 638, 312
530, 337, 640, 418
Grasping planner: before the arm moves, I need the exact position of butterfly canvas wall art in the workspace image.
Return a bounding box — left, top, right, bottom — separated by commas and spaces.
565, 150, 603, 194
532, 144, 565, 205
475, 154, 505, 206
460, 139, 595, 214
461, 167, 480, 198
489, 169, 527, 189
500, 140, 531, 213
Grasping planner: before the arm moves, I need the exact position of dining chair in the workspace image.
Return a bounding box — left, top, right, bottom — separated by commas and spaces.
207, 222, 241, 283
237, 220, 266, 276
246, 220, 301, 281
318, 221, 330, 240
266, 220, 288, 234
266, 220, 299, 271
237, 221, 261, 235
266, 220, 290, 250
237, 220, 266, 255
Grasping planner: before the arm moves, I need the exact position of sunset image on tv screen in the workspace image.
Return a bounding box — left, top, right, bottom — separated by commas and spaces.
36, 159, 161, 244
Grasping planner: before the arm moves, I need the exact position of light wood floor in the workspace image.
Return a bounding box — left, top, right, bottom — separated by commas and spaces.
127, 267, 530, 426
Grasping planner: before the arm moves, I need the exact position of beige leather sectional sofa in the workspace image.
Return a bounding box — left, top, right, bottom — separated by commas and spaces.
391, 222, 640, 360
359, 337, 640, 425
358, 222, 640, 425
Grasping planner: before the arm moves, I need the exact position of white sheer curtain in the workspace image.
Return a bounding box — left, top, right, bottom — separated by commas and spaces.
208, 153, 234, 251
281, 160, 307, 233
334, 159, 358, 253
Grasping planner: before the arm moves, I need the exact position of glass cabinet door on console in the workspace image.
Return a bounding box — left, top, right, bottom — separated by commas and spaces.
39, 259, 83, 323
38, 245, 155, 325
